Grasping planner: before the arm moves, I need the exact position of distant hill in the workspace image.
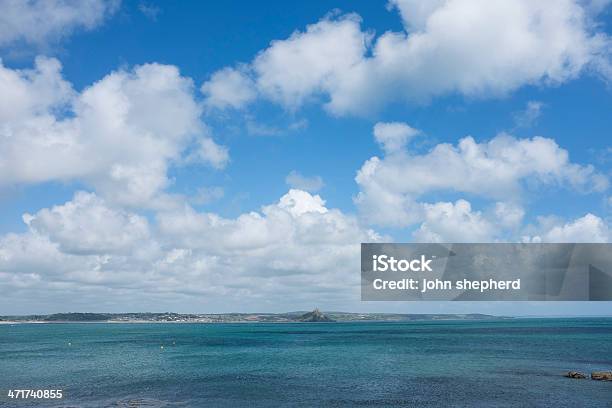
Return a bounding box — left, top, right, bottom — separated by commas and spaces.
0, 311, 509, 323
45, 313, 109, 322
298, 309, 334, 322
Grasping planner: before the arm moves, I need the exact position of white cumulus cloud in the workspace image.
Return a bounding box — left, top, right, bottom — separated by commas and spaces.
201, 67, 257, 109
0, 0, 119, 48
527, 213, 610, 243
0, 57, 228, 207
201, 0, 611, 115
355, 131, 608, 227
373, 122, 420, 154
0, 189, 383, 311
24, 191, 150, 255
413, 199, 495, 243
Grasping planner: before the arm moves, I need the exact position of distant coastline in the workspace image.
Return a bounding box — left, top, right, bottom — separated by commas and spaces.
0, 310, 512, 324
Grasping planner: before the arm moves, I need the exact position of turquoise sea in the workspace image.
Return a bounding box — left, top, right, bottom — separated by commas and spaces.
0, 318, 611, 407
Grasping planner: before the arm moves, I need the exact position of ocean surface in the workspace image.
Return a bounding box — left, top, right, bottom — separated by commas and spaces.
0, 318, 611, 407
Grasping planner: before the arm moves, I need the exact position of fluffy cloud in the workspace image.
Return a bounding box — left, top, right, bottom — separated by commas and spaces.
0, 57, 227, 207
0, 190, 383, 310
413, 199, 495, 243
201, 14, 368, 112
494, 202, 525, 228
409, 199, 609, 244
201, 67, 256, 109
0, 0, 119, 47
251, 14, 368, 110
4, 187, 603, 311
373, 122, 420, 154
285, 170, 324, 192
356, 123, 609, 243
526, 213, 610, 243
0, 56, 72, 121
24, 192, 150, 255
335, 0, 612, 114
156, 189, 367, 252
188, 138, 230, 170
202, 0, 611, 115
356, 128, 608, 227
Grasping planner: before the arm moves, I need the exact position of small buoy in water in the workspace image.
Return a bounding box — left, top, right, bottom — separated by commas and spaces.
160, 345, 164, 349
68, 342, 71, 346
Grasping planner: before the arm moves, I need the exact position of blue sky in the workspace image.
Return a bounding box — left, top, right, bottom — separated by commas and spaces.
0, 0, 611, 315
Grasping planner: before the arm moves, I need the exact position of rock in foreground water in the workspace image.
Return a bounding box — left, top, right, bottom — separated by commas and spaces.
591, 371, 612, 381
564, 371, 587, 379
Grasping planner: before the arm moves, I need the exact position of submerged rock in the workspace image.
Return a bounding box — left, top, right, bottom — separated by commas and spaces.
564, 371, 587, 379
591, 371, 612, 381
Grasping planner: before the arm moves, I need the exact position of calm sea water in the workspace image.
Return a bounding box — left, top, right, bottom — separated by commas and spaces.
0, 319, 611, 407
